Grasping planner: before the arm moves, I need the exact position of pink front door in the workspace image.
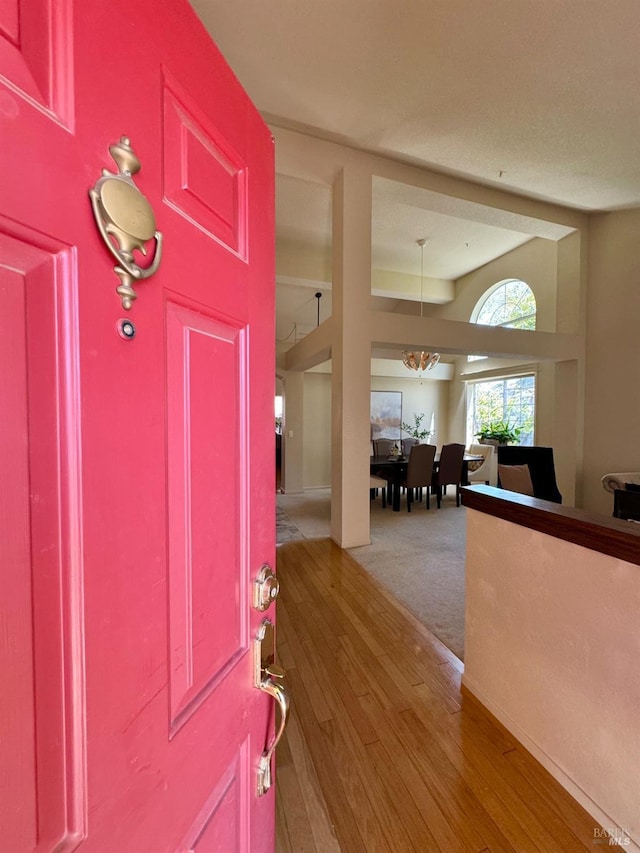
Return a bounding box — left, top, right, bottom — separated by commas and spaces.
1, 1, 276, 850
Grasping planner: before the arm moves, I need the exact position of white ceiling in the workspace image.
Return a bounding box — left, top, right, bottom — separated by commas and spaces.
190, 0, 640, 211
189, 0, 640, 354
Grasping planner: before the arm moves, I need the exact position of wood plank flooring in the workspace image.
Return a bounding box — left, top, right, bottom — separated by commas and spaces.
274, 537, 602, 852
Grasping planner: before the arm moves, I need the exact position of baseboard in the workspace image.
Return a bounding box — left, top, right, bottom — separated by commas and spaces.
279, 485, 331, 494
461, 674, 639, 852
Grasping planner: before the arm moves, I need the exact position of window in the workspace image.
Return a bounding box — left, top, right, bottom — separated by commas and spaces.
473, 278, 536, 329
467, 375, 535, 446
466, 280, 536, 443
275, 395, 283, 433
468, 279, 536, 361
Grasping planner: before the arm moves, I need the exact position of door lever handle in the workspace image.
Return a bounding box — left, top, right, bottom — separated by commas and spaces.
257, 666, 289, 796
254, 621, 290, 796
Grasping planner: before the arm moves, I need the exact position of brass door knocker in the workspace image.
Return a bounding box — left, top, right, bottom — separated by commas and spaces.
89, 136, 163, 309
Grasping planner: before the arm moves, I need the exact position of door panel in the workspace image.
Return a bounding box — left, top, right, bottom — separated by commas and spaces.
166, 300, 247, 731
0, 1, 20, 44
177, 746, 249, 851
0, 0, 73, 122
1, 0, 275, 849
0, 239, 85, 851
1, 263, 38, 851
162, 73, 247, 257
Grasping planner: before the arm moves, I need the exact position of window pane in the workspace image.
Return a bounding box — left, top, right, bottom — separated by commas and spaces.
468, 375, 535, 446
475, 279, 536, 329
468, 279, 536, 362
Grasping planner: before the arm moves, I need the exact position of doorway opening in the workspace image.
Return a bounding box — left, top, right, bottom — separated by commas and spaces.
275, 394, 283, 490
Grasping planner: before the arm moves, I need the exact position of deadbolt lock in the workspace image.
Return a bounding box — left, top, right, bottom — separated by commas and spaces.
253, 564, 280, 611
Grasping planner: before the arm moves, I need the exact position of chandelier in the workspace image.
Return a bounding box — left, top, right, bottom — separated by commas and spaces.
401, 238, 440, 375
402, 351, 440, 372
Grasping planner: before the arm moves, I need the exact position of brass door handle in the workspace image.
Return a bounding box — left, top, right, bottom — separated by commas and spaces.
255, 620, 289, 796
257, 665, 290, 796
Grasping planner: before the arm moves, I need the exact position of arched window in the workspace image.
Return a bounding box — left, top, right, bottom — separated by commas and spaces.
471, 278, 536, 330
468, 279, 536, 362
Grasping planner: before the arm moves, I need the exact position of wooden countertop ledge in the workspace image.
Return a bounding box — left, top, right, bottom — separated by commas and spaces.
461, 485, 640, 567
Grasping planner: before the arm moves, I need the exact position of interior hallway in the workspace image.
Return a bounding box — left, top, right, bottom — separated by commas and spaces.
275, 538, 601, 852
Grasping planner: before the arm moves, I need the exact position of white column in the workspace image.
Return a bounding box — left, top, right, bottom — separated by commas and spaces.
551, 229, 585, 507
331, 165, 372, 547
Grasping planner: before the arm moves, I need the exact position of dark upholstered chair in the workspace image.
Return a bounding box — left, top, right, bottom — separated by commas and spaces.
374, 438, 395, 457
613, 488, 640, 521
385, 443, 436, 511
497, 445, 562, 503
401, 437, 419, 457
431, 443, 465, 508
371, 438, 397, 482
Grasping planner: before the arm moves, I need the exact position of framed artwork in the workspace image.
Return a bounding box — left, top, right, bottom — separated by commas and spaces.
370, 390, 402, 440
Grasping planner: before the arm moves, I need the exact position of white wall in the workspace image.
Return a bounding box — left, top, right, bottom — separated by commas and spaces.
302, 372, 332, 488
275, 130, 602, 515
584, 209, 640, 515
279, 370, 304, 493
464, 508, 640, 849
370, 375, 448, 445
287, 224, 583, 497
430, 236, 559, 332
433, 237, 581, 502
299, 371, 449, 489
277, 236, 332, 282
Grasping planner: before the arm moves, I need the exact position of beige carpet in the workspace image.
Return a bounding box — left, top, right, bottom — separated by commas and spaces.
276, 487, 467, 660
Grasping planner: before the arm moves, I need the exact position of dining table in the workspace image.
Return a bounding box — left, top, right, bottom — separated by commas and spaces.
370, 451, 484, 511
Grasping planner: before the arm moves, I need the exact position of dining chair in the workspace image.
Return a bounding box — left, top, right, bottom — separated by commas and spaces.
371, 438, 396, 485
431, 443, 465, 508
374, 438, 395, 457
465, 442, 495, 486
384, 443, 436, 511
401, 437, 419, 457
369, 475, 387, 508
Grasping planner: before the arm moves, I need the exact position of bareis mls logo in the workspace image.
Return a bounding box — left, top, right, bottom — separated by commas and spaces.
593, 827, 632, 846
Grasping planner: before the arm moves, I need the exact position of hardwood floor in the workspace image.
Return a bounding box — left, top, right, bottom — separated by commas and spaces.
274, 538, 602, 852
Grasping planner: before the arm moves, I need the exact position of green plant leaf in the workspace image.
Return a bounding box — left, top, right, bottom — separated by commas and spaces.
474, 419, 522, 443
401, 412, 433, 441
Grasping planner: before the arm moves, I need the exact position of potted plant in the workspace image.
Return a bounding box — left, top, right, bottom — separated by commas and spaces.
475, 420, 521, 445
401, 412, 433, 442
